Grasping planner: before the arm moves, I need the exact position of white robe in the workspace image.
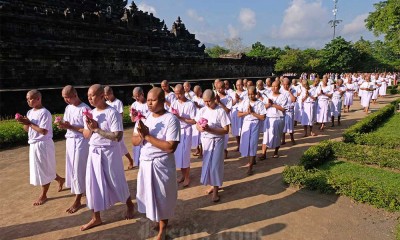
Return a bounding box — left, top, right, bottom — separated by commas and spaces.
281, 89, 296, 133
229, 90, 247, 137
130, 101, 149, 166
85, 106, 130, 212
63, 102, 90, 194
262, 94, 286, 148
27, 108, 56, 186
107, 98, 129, 156
171, 100, 196, 168
360, 82, 374, 108
191, 96, 204, 149
331, 85, 346, 117
316, 85, 332, 123
135, 112, 180, 222
344, 83, 355, 106
196, 106, 230, 186
301, 88, 317, 126
238, 99, 266, 157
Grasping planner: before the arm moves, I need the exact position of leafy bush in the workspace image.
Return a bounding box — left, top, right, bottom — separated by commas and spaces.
390, 88, 399, 94
343, 100, 398, 143
299, 141, 335, 169
331, 142, 400, 170
283, 161, 400, 211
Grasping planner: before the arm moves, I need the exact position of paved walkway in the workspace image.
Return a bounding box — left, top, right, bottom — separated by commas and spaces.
0, 96, 399, 240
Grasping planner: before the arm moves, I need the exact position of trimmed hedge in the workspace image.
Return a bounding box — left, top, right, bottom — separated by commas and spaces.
343, 99, 399, 143
332, 142, 400, 170
0, 106, 134, 150
283, 161, 400, 211
299, 141, 335, 169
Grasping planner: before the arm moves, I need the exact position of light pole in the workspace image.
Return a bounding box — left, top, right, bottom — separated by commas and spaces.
329, 0, 342, 39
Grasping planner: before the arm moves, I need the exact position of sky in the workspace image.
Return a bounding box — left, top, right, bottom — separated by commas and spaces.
129, 0, 383, 49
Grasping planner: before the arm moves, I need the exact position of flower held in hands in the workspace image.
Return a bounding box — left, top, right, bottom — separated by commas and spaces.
198, 117, 208, 128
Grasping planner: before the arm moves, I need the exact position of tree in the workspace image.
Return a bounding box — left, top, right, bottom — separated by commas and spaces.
246, 42, 283, 63
320, 37, 356, 73
274, 49, 305, 73
365, 0, 400, 54
205, 45, 229, 58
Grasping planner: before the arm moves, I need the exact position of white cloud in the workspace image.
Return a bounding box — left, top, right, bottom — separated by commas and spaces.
187, 9, 204, 23
341, 13, 369, 35
228, 24, 239, 39
137, 2, 157, 15
272, 0, 331, 40
239, 8, 256, 30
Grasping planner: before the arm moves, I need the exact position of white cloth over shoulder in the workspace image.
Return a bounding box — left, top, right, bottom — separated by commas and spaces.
106, 98, 124, 114
135, 112, 180, 222
196, 106, 230, 187
27, 108, 56, 186
85, 106, 130, 212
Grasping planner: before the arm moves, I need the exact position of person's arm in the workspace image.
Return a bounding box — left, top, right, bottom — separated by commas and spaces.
58, 121, 84, 133
18, 116, 48, 135
86, 118, 122, 142
136, 120, 179, 153
199, 124, 229, 135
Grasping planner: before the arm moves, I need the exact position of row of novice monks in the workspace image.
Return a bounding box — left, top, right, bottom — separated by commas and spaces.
16, 73, 386, 239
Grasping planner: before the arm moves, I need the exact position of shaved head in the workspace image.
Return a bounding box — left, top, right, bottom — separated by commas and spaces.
174, 84, 183, 92
104, 85, 113, 94
132, 87, 143, 95
148, 87, 165, 102
161, 80, 169, 85
272, 81, 280, 87
89, 84, 104, 95
62, 85, 77, 96
27, 89, 41, 99
247, 86, 256, 94
203, 89, 215, 99
193, 85, 201, 92
283, 77, 290, 84
183, 81, 190, 87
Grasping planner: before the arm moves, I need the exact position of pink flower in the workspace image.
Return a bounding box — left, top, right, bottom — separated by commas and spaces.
198, 117, 208, 128
83, 108, 93, 119
171, 107, 179, 115
54, 116, 62, 124
15, 113, 23, 120
131, 108, 146, 122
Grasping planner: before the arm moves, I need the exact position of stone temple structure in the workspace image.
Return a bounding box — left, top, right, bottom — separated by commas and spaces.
0, 0, 272, 89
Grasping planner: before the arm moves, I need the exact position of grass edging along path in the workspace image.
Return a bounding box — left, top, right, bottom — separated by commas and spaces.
284, 100, 400, 212
0, 107, 134, 150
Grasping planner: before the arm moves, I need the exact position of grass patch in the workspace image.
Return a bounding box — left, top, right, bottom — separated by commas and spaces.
332, 142, 400, 170
283, 161, 400, 211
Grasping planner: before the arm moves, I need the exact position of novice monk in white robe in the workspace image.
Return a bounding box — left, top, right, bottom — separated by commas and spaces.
344, 78, 356, 112
132, 87, 180, 240
191, 85, 205, 157
280, 78, 297, 145
316, 76, 333, 131
183, 81, 196, 100
215, 81, 233, 159
360, 74, 375, 113
330, 79, 346, 126
82, 84, 134, 231
196, 89, 230, 202
58, 85, 90, 214
229, 79, 247, 151
171, 84, 197, 187
238, 86, 266, 175
259, 81, 287, 160
130, 87, 149, 168
17, 90, 65, 206
301, 80, 318, 137
161, 80, 177, 111
104, 86, 135, 169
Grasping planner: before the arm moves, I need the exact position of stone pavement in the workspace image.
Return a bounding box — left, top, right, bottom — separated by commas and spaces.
0, 96, 399, 240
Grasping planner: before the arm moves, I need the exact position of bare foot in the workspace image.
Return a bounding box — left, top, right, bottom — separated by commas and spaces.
205, 187, 214, 195
33, 195, 47, 206
127, 165, 135, 170
125, 203, 135, 220
311, 132, 317, 136
57, 178, 65, 192
212, 194, 220, 203
66, 202, 82, 214
80, 218, 102, 231
242, 163, 251, 168
177, 177, 184, 184
183, 179, 190, 188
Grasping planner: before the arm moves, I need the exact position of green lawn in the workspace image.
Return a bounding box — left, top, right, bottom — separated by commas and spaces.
373, 113, 400, 138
